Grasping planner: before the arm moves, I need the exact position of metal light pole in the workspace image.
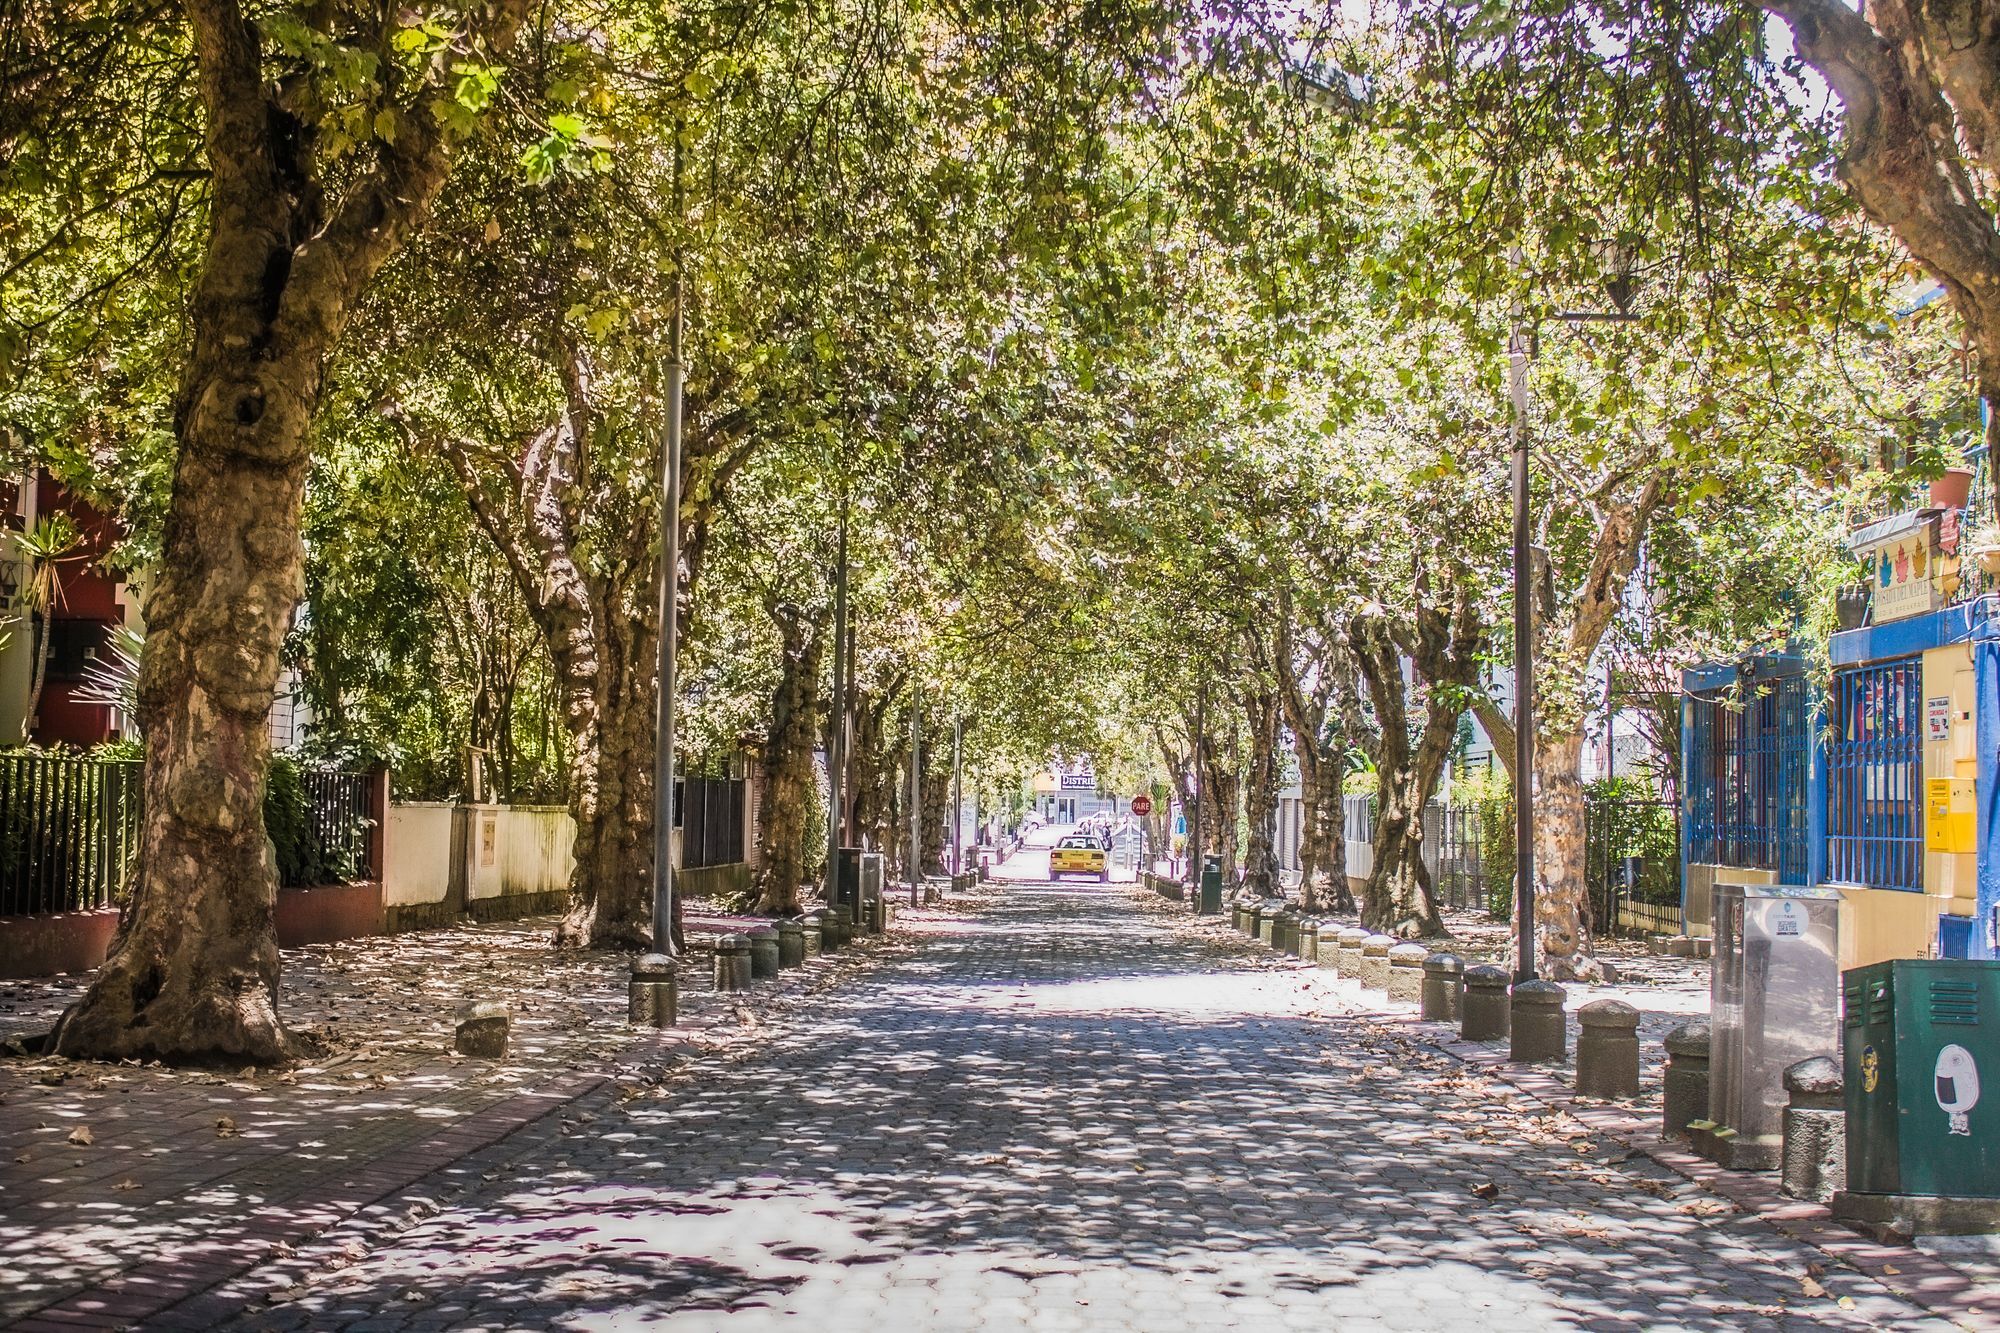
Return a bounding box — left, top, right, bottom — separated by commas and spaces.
1508, 297, 1535, 984
908, 693, 922, 907
951, 717, 963, 875
823, 510, 849, 909
651, 281, 684, 957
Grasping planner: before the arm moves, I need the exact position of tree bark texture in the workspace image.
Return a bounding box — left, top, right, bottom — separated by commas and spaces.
1350, 584, 1482, 940
1239, 685, 1282, 898
53, 0, 529, 1063
751, 606, 826, 915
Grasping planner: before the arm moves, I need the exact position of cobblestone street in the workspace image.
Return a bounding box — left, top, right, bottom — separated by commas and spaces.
207, 879, 1963, 1332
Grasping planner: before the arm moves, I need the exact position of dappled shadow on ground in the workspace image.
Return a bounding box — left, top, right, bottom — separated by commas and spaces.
242, 882, 1937, 1331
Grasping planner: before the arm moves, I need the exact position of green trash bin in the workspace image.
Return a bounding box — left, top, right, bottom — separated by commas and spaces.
1838, 959, 2000, 1230
1198, 855, 1223, 915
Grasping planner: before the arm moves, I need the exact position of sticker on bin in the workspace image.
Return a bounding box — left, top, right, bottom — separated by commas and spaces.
1936, 1045, 1980, 1137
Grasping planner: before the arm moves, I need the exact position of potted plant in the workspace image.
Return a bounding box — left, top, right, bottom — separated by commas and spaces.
1966, 520, 2000, 577
1931, 465, 1977, 510
1834, 580, 1871, 631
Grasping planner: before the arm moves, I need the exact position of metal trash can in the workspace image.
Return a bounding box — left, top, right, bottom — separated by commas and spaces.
1198, 856, 1223, 915
1835, 959, 2000, 1232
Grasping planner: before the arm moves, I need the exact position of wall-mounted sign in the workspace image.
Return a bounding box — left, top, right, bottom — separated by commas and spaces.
1059, 772, 1096, 790
1848, 511, 1944, 624
1929, 696, 1953, 742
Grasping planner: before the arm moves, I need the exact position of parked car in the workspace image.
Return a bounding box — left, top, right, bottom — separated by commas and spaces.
1049, 834, 1109, 882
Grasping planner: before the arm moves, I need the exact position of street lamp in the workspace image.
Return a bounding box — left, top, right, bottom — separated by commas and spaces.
1508, 239, 1643, 983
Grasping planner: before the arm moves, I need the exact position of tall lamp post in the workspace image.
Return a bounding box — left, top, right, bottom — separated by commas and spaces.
1508, 244, 1641, 983
650, 269, 685, 958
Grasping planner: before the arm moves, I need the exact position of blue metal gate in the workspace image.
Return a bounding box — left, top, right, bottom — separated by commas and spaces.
1826, 657, 1923, 891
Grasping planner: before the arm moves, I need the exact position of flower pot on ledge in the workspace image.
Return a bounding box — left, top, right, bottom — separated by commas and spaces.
1931, 466, 1976, 510
1834, 584, 1871, 632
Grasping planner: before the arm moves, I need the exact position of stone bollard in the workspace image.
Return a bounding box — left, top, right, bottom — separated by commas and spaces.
1335, 927, 1369, 977
1461, 965, 1512, 1041
628, 954, 678, 1028
1661, 1022, 1711, 1139
1276, 909, 1300, 954
1575, 999, 1641, 1098
1258, 901, 1284, 947
454, 1000, 510, 1057
1297, 917, 1319, 962
1387, 943, 1427, 1002
798, 914, 823, 958
1509, 979, 1568, 1064
814, 908, 844, 953
1781, 1056, 1846, 1203
1232, 900, 1252, 933
1421, 953, 1465, 1022
778, 918, 806, 969
714, 934, 753, 991
748, 926, 781, 980
1359, 935, 1395, 990
1315, 921, 1342, 969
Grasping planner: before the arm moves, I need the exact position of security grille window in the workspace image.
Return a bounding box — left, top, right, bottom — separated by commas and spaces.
1826, 657, 1923, 891
1686, 672, 1810, 883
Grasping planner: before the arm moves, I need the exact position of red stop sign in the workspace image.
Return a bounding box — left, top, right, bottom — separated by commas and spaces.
1130, 795, 1154, 816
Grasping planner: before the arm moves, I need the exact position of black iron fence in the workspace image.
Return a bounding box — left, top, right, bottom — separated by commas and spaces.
0, 750, 375, 916
1583, 796, 1680, 933
0, 753, 142, 916
1426, 797, 1510, 915
679, 775, 745, 869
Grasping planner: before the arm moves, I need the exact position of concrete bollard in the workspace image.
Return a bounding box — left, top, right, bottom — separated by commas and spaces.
798, 914, 823, 958
1387, 943, 1427, 1002
1297, 917, 1319, 961
1575, 999, 1641, 1098
1315, 920, 1342, 969
1781, 1056, 1846, 1203
1461, 965, 1512, 1041
1421, 953, 1465, 1022
628, 954, 678, 1028
1232, 900, 1254, 933
1258, 901, 1284, 947
454, 1000, 511, 1057
714, 934, 753, 991
814, 908, 844, 953
1335, 927, 1369, 977
1277, 909, 1301, 954
748, 926, 781, 980
1509, 979, 1568, 1064
1359, 935, 1394, 990
1661, 1022, 1711, 1139
777, 918, 806, 969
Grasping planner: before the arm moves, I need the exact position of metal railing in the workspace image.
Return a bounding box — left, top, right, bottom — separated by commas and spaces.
0, 753, 142, 916
1583, 797, 1681, 933
1, 751, 376, 915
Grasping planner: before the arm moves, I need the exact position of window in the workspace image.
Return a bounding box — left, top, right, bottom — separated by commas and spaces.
1686, 671, 1810, 883
1826, 657, 1923, 891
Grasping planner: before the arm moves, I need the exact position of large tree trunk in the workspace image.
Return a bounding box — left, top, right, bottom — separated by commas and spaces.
52, 0, 529, 1063
1296, 748, 1354, 915
552, 619, 657, 951
751, 609, 826, 915
1533, 730, 1600, 982
1240, 687, 1282, 898
1364, 779, 1440, 938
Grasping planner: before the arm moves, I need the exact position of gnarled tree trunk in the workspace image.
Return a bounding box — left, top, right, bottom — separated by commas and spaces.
1239, 685, 1282, 898
52, 0, 530, 1063
752, 607, 826, 914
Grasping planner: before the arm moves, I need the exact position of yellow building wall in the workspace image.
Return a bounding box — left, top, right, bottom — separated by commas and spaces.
1838, 885, 1946, 971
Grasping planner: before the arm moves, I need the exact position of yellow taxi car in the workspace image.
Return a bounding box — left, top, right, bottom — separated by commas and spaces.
1049, 834, 1109, 882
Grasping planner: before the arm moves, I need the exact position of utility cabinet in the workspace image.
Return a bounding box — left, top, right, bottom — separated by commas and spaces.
1701, 883, 1842, 1169
833, 848, 884, 925
1841, 959, 2000, 1200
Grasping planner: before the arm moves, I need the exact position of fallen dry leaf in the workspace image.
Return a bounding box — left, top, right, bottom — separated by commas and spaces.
66, 1126, 93, 1146
114, 1178, 138, 1191
215, 1115, 238, 1138
1799, 1276, 1829, 1299
1470, 1181, 1500, 1200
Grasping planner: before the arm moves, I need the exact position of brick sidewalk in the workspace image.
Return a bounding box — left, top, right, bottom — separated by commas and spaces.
0, 909, 921, 1329
203, 878, 1962, 1330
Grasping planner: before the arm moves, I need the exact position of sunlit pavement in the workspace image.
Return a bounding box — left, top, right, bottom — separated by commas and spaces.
214, 865, 1946, 1331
